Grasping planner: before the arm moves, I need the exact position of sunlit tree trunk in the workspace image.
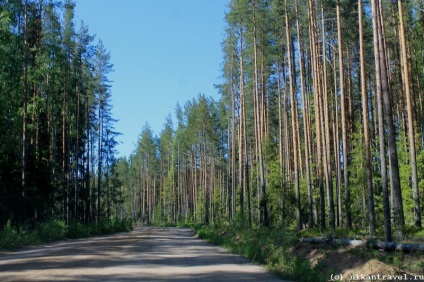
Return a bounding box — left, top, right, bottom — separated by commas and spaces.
277, 60, 285, 225
332, 52, 342, 228
359, 0, 376, 236
337, 0, 350, 229
371, 0, 392, 242
286, 0, 301, 230
252, 0, 268, 227
308, 0, 326, 230
398, 0, 421, 227
378, 0, 405, 231
238, 26, 244, 220
296, 0, 313, 226
322, 2, 335, 230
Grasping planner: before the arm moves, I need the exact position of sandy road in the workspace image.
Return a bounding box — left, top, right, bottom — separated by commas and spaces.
0, 227, 285, 281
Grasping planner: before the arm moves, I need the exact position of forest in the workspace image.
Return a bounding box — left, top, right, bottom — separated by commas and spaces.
0, 0, 119, 226
1, 0, 424, 245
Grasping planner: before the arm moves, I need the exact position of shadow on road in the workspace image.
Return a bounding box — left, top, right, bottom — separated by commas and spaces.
0, 227, 284, 281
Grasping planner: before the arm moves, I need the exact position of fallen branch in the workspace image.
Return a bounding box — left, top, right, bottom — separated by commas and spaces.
299, 237, 424, 253
300, 237, 366, 247
368, 241, 424, 252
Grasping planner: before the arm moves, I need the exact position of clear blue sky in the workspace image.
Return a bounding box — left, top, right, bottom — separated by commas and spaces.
74, 0, 228, 158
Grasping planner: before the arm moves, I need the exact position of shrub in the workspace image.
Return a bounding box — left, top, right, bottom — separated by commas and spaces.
67, 221, 91, 238
36, 220, 67, 242
0, 220, 20, 249
0, 218, 133, 249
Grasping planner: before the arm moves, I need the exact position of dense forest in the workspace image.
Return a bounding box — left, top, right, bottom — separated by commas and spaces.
116, 0, 424, 242
1, 0, 424, 244
0, 0, 120, 226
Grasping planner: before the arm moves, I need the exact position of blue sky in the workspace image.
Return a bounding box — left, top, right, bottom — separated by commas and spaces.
74, 0, 228, 158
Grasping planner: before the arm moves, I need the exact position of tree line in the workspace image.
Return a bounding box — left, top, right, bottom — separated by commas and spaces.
0, 0, 121, 226
116, 0, 424, 242
2, 0, 423, 242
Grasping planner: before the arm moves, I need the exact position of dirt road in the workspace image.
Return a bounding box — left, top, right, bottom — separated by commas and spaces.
0, 227, 284, 281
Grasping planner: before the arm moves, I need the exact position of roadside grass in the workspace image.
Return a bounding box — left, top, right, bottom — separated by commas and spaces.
193, 223, 423, 281
193, 222, 324, 281
0, 218, 133, 250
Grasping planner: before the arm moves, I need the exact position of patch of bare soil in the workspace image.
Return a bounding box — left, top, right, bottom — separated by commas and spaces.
291, 242, 424, 281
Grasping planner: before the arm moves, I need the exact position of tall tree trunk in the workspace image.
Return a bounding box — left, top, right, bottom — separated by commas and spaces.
296, 0, 313, 227
243, 77, 251, 227
62, 71, 68, 222
398, 0, 421, 227
277, 59, 285, 225
286, 1, 301, 230
106, 138, 110, 221
22, 0, 29, 220
337, 0, 351, 229
378, 0, 405, 230
85, 98, 91, 223
359, 0, 376, 236
372, 0, 404, 236
252, 0, 268, 227
203, 138, 209, 224
238, 26, 244, 220
332, 52, 343, 227
75, 58, 81, 221
308, 0, 326, 230
323, 2, 335, 230
372, 0, 392, 242
97, 98, 102, 222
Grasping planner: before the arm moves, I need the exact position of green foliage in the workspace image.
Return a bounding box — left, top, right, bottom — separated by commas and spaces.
195, 187, 206, 223
66, 221, 91, 238
0, 218, 133, 250
36, 220, 67, 242
298, 227, 366, 240
0, 0, 121, 227
194, 223, 323, 281
400, 225, 424, 240
265, 157, 285, 225
397, 129, 416, 225
0, 220, 26, 249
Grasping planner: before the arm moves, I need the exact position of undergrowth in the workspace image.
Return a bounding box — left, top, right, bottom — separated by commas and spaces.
0, 218, 133, 249
194, 222, 324, 281
298, 225, 424, 242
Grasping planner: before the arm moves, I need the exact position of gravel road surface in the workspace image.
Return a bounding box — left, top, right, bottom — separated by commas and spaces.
0, 227, 285, 281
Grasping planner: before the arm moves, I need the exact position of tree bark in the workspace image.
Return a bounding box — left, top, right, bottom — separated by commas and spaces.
371, 0, 393, 242
377, 0, 405, 230
323, 2, 335, 230
337, 0, 350, 229
286, 0, 301, 230
22, 0, 29, 220
398, 0, 421, 227
295, 0, 313, 228
308, 0, 326, 230
359, 0, 376, 236
252, 0, 268, 227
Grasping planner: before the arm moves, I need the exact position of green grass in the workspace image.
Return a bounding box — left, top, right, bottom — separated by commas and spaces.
297, 227, 367, 240
0, 218, 133, 250
194, 222, 324, 281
